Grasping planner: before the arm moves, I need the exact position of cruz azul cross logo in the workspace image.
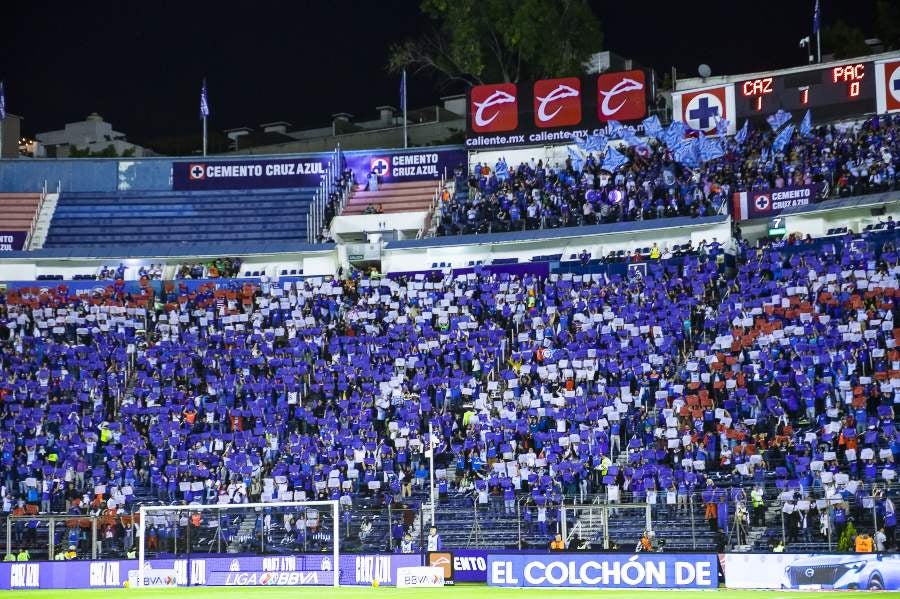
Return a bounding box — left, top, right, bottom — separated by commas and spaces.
685, 94, 722, 131
674, 85, 733, 134
533, 78, 581, 127
470, 83, 518, 132
596, 70, 646, 121
370, 157, 389, 177
753, 193, 771, 211
188, 164, 206, 180
885, 61, 900, 111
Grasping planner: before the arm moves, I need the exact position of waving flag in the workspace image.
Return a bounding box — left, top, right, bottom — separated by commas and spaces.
715, 117, 730, 138
0, 81, 5, 120
698, 136, 725, 162
674, 139, 700, 168
620, 128, 642, 147
576, 133, 607, 153
772, 124, 795, 152
602, 145, 629, 172
663, 121, 686, 148
606, 120, 624, 137
200, 78, 210, 118
813, 0, 820, 34
766, 109, 791, 131
567, 146, 585, 172
735, 119, 749, 145
641, 115, 663, 140
799, 109, 813, 137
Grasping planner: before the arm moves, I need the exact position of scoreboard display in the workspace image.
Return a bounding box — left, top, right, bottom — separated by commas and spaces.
735, 61, 876, 121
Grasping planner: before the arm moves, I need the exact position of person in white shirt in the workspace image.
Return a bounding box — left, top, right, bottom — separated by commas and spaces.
875, 527, 887, 552
427, 527, 441, 551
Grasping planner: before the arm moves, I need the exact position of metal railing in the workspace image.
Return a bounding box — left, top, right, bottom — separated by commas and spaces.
418, 168, 447, 239
23, 179, 49, 251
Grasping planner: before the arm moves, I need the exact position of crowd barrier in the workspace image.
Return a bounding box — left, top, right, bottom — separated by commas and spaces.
2, 551, 899, 590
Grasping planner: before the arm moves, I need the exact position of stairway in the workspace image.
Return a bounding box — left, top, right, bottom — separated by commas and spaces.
27, 192, 59, 250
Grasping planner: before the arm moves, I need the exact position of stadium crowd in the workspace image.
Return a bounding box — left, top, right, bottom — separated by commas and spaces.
0, 223, 897, 556
439, 115, 899, 236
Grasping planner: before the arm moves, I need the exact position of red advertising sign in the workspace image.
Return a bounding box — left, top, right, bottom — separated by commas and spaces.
533, 77, 582, 128
596, 70, 647, 121
469, 83, 519, 133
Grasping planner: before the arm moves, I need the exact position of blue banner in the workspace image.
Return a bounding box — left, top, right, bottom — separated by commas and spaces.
172, 157, 331, 190
342, 148, 466, 186
732, 184, 821, 220
487, 553, 718, 588
0, 553, 422, 590
0, 231, 27, 251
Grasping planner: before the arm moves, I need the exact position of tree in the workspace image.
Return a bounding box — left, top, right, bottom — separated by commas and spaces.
876, 0, 900, 50
822, 20, 869, 59
388, 0, 603, 87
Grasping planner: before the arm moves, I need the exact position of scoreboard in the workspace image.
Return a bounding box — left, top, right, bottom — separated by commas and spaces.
735, 61, 876, 121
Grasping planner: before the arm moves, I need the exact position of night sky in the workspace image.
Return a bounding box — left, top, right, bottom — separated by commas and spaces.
0, 0, 880, 149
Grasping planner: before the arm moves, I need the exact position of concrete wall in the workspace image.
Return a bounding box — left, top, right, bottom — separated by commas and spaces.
230, 119, 465, 155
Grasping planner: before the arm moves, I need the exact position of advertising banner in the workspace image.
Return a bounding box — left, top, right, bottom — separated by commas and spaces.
127, 566, 177, 588
0, 553, 421, 590
671, 85, 737, 135
427, 549, 488, 583
465, 71, 651, 149
343, 148, 466, 186
172, 156, 331, 191
723, 553, 900, 590
487, 553, 717, 588
732, 184, 821, 221
876, 58, 900, 114
396, 566, 444, 588
0, 231, 27, 251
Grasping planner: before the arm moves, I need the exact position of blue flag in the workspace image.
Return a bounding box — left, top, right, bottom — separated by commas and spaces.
576, 133, 607, 153
663, 121, 686, 148
813, 0, 820, 34
620, 128, 642, 147
567, 146, 585, 172
674, 139, 700, 168
715, 117, 730, 138
400, 70, 407, 114
602, 145, 629, 172
772, 124, 795, 153
735, 119, 749, 145
698, 136, 725, 162
0, 81, 5, 120
799, 109, 813, 137
200, 79, 209, 119
766, 109, 791, 131
641, 115, 663, 140
606, 120, 624, 137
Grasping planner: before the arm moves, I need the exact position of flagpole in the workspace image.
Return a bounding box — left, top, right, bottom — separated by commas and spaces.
402, 69, 408, 149
0, 119, 4, 160
203, 116, 207, 157
817, 29, 821, 63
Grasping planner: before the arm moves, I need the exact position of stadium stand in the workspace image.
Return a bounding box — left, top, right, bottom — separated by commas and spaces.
0, 223, 897, 559
340, 180, 441, 216
438, 116, 899, 236
0, 192, 42, 242
42, 188, 320, 247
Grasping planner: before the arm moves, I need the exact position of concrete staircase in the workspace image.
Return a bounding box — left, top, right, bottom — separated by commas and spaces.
27, 192, 59, 250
